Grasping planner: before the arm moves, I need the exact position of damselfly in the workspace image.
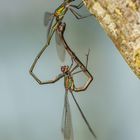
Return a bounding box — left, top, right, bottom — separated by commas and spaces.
45, 0, 91, 46
30, 22, 96, 139
32, 0, 91, 66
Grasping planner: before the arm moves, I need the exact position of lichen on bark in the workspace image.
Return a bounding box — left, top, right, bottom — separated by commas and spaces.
83, 0, 140, 79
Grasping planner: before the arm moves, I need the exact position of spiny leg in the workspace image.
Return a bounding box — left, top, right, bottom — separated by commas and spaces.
69, 56, 81, 72
86, 48, 90, 68
70, 1, 84, 9
29, 38, 64, 84
72, 49, 90, 75
29, 43, 64, 84
70, 64, 79, 73
29, 20, 63, 84
29, 43, 49, 83
29, 32, 63, 83
72, 51, 93, 92
69, 8, 92, 20
69, 57, 74, 70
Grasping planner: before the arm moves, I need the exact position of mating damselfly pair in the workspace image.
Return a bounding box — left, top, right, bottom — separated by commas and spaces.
29, 0, 96, 139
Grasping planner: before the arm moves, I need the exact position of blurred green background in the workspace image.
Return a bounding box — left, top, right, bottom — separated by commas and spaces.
0, 0, 140, 140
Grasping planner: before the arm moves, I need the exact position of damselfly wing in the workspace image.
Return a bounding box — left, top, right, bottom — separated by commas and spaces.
55, 27, 66, 62
44, 12, 55, 42
44, 12, 53, 26
70, 92, 97, 138
61, 91, 74, 140
44, 12, 66, 62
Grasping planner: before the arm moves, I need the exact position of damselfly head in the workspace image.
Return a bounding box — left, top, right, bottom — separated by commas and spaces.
61, 65, 69, 73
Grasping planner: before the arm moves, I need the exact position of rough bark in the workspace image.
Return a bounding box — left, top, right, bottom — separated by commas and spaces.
83, 0, 140, 79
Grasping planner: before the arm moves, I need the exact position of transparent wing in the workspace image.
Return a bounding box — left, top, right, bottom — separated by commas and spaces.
61, 91, 74, 140
55, 28, 66, 62
44, 12, 55, 42
70, 92, 97, 139
44, 11, 53, 26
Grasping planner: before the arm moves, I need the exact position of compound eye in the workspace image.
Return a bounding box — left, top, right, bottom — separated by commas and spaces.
61, 66, 64, 72
64, 66, 67, 72
67, 65, 70, 70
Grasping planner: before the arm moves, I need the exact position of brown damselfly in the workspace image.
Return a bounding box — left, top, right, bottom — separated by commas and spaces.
30, 22, 96, 140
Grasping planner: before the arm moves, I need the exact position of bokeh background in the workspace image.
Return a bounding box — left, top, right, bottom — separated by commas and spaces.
0, 0, 140, 140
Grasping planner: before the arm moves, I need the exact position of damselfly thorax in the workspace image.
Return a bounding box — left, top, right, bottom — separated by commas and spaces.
61, 65, 75, 91
54, 4, 68, 19
64, 75, 75, 91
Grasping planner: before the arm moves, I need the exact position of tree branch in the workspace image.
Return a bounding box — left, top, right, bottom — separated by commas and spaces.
83, 0, 140, 79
